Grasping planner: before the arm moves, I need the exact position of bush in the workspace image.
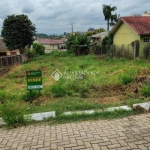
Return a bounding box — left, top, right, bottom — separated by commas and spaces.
0, 100, 30, 127
50, 82, 66, 97
33, 43, 45, 55
120, 73, 135, 85
65, 34, 91, 56
26, 49, 37, 58
143, 43, 150, 59
140, 84, 150, 97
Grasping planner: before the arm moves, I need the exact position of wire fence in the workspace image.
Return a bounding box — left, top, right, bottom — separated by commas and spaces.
0, 55, 27, 74
93, 44, 136, 59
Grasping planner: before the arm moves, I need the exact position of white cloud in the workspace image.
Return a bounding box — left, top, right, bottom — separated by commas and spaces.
0, 0, 150, 34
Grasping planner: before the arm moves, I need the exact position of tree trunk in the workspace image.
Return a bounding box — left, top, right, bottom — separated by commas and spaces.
107, 19, 109, 31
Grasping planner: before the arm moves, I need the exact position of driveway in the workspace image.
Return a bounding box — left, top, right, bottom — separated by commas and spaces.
0, 113, 150, 150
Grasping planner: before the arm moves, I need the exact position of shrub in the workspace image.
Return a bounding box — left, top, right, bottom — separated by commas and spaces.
33, 43, 45, 55
50, 81, 66, 97
143, 43, 150, 59
120, 73, 135, 85
140, 84, 150, 97
65, 34, 91, 56
26, 49, 37, 58
0, 100, 30, 127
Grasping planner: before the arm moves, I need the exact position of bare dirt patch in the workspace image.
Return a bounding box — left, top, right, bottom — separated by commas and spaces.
86, 69, 150, 104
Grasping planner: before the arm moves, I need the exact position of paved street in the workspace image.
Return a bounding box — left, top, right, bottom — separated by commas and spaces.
0, 113, 150, 150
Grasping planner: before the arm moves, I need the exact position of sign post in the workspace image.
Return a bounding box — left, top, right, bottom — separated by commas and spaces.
26, 70, 42, 91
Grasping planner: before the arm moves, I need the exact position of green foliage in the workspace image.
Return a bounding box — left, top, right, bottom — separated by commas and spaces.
36, 33, 64, 39
33, 43, 45, 55
101, 34, 113, 46
1, 14, 36, 54
66, 34, 91, 56
120, 73, 135, 85
22, 91, 41, 102
49, 50, 69, 58
140, 84, 150, 97
26, 49, 37, 58
50, 80, 66, 98
143, 43, 150, 59
0, 101, 30, 127
102, 4, 117, 31
48, 109, 134, 123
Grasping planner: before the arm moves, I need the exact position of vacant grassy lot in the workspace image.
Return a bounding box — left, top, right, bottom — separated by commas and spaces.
0, 51, 150, 120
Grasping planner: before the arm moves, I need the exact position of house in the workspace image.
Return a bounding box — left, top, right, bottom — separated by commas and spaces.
142, 11, 150, 16
0, 37, 20, 56
110, 16, 150, 58
37, 38, 66, 53
90, 32, 108, 43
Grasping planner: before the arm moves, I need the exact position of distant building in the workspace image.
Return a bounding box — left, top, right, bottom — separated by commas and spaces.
111, 16, 150, 58
0, 37, 20, 56
142, 11, 150, 16
90, 32, 108, 43
37, 38, 66, 53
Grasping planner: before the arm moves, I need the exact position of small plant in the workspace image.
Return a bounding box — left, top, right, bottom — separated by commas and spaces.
50, 81, 66, 97
0, 100, 30, 127
140, 84, 150, 97
120, 73, 135, 85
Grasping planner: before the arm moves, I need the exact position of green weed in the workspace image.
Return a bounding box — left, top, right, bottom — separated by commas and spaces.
0, 100, 31, 127
140, 84, 150, 97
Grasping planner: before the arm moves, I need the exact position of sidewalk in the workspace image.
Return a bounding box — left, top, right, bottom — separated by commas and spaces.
0, 113, 150, 150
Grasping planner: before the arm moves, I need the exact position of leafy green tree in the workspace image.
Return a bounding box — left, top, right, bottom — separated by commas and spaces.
1, 14, 36, 54
102, 4, 117, 31
33, 43, 45, 55
66, 34, 91, 56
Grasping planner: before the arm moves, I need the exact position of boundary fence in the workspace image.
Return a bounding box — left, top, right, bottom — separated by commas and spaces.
0, 55, 27, 74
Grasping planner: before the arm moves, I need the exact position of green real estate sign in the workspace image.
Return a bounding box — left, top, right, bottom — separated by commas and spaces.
26, 70, 42, 90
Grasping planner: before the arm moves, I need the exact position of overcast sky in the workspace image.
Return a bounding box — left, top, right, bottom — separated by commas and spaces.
0, 0, 150, 35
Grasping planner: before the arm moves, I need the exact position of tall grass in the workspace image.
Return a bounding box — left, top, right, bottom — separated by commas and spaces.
0, 100, 31, 127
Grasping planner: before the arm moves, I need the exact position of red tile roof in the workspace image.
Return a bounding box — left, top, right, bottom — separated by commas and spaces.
111, 16, 150, 35
38, 38, 66, 45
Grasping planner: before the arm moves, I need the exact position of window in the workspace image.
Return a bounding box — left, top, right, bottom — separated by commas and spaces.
10, 52, 17, 55
143, 37, 150, 42
0, 52, 7, 56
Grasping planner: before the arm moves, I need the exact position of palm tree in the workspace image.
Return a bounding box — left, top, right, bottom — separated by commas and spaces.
102, 4, 117, 31
109, 13, 120, 27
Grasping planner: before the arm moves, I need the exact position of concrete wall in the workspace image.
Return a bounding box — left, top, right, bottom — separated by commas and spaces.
44, 44, 59, 52
139, 36, 150, 57
113, 23, 142, 57
0, 49, 20, 55
113, 23, 140, 45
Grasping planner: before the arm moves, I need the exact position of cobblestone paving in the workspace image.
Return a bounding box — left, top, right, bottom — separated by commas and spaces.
0, 113, 150, 150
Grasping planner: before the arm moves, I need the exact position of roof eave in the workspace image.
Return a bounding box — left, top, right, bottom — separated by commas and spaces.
110, 19, 123, 35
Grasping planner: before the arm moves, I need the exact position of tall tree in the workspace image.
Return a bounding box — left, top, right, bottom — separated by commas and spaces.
102, 4, 117, 31
1, 14, 36, 54
109, 13, 120, 26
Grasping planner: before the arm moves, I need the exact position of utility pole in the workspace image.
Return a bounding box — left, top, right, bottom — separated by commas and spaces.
71, 23, 73, 34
